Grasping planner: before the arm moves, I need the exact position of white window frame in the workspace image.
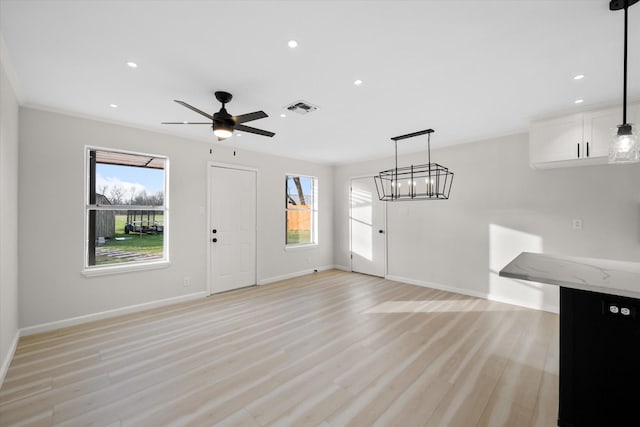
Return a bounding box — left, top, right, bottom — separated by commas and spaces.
285, 174, 318, 248
83, 146, 170, 276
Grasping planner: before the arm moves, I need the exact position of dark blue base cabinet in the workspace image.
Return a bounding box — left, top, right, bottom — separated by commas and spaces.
558, 287, 640, 426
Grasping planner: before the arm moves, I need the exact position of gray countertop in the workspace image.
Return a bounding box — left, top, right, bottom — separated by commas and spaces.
499, 252, 640, 300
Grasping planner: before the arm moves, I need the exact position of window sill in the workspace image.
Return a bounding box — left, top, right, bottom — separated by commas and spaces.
285, 244, 318, 252
82, 260, 170, 277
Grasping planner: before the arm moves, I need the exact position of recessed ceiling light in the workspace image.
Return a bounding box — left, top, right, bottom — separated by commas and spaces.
109, 104, 118, 108
288, 40, 298, 48
575, 99, 584, 104
280, 113, 287, 118
354, 79, 363, 86
574, 74, 585, 80
126, 61, 138, 68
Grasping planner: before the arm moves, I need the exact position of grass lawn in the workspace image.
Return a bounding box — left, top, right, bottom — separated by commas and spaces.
100, 214, 164, 255
287, 230, 311, 245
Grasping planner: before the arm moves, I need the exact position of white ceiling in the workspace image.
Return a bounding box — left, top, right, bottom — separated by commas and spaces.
1, 0, 638, 164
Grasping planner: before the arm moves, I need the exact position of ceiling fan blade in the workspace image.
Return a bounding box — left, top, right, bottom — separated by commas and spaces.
161, 122, 211, 124
173, 100, 213, 120
233, 111, 268, 124
235, 124, 275, 137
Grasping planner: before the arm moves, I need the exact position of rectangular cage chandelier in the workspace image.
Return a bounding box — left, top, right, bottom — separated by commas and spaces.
374, 129, 454, 201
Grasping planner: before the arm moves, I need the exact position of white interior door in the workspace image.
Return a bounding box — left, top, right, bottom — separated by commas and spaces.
350, 177, 386, 277
209, 165, 257, 293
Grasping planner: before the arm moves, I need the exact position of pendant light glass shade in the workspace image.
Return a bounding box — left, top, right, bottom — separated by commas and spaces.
609, 123, 639, 163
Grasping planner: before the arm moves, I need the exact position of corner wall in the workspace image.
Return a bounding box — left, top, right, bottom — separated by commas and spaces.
18, 108, 334, 330
334, 133, 640, 312
0, 50, 20, 384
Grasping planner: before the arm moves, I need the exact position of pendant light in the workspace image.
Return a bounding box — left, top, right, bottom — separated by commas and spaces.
609, 0, 639, 163
374, 129, 454, 201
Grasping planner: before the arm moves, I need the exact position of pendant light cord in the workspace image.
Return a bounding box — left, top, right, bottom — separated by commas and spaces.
623, 0, 629, 124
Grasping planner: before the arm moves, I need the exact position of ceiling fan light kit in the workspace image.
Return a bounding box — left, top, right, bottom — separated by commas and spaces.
374, 129, 454, 201
609, 0, 639, 163
162, 91, 275, 141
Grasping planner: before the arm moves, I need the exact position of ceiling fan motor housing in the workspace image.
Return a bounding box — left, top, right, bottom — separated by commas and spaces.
213, 117, 234, 133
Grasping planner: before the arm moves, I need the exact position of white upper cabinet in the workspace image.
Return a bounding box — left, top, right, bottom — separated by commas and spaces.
529, 102, 640, 169
530, 114, 583, 165
583, 106, 624, 159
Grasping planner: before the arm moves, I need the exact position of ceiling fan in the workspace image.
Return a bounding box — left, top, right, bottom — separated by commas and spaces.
162, 91, 275, 141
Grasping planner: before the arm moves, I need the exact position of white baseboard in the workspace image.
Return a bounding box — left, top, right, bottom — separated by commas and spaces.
258, 265, 336, 285
20, 291, 208, 337
333, 264, 350, 272
386, 275, 489, 300
487, 293, 559, 314
385, 275, 559, 314
0, 330, 20, 387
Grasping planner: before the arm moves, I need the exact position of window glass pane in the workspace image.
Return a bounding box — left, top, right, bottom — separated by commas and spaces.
89, 209, 164, 266
95, 155, 165, 207
87, 149, 167, 268
286, 176, 313, 208
286, 175, 316, 245
287, 208, 312, 245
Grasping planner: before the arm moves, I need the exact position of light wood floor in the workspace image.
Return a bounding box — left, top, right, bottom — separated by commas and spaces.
0, 270, 559, 427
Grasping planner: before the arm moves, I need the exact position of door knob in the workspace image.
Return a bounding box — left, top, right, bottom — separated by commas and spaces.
212, 229, 217, 234
378, 229, 384, 234
212, 238, 218, 242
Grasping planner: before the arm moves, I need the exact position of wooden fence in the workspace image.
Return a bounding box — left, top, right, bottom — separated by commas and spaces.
287, 204, 311, 230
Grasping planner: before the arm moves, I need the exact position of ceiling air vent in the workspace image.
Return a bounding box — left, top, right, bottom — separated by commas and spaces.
284, 100, 319, 115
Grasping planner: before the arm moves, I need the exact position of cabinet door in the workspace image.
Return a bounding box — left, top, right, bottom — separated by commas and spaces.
583, 106, 622, 159
530, 114, 583, 164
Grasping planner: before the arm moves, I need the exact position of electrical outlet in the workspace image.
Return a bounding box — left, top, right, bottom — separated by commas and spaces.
183, 276, 191, 287
572, 218, 583, 230
620, 305, 636, 318
603, 301, 637, 319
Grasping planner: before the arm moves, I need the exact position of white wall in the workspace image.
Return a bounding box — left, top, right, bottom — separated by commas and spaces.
334, 133, 640, 312
0, 50, 20, 383
14, 106, 640, 331
18, 108, 333, 330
